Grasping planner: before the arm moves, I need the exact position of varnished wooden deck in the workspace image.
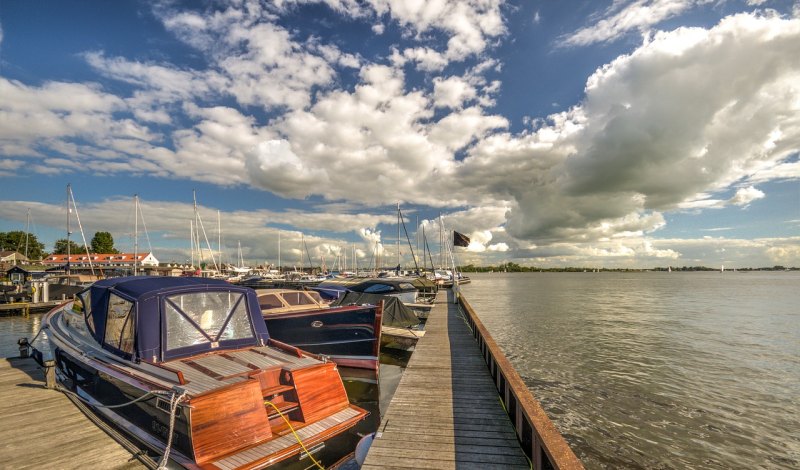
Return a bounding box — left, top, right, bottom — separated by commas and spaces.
0, 357, 146, 469
363, 290, 529, 469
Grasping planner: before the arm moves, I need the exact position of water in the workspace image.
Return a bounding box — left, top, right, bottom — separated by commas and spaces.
0, 312, 47, 358
460, 271, 800, 469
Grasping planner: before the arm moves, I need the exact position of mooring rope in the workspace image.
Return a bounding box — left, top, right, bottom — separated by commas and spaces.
54, 384, 188, 469
264, 400, 325, 470
157, 389, 189, 470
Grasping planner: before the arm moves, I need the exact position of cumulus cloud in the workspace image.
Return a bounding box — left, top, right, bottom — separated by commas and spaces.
729, 186, 765, 206
459, 13, 800, 244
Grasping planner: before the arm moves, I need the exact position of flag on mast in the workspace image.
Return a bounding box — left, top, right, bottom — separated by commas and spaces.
453, 231, 470, 247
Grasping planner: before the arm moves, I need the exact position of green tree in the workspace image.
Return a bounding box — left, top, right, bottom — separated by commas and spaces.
0, 231, 46, 261
90, 231, 119, 254
53, 239, 86, 255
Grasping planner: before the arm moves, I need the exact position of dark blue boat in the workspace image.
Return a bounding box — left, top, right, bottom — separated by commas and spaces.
255, 289, 383, 370
41, 276, 367, 468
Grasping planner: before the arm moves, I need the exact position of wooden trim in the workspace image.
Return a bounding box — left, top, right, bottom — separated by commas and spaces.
267, 338, 307, 358
458, 294, 584, 470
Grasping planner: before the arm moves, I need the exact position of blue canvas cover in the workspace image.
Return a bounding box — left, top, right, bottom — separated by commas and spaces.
78, 276, 269, 362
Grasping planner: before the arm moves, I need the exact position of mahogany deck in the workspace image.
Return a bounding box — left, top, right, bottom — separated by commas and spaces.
0, 357, 146, 469
362, 290, 530, 469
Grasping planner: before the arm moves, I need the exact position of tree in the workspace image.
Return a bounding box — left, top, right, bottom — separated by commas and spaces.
0, 231, 46, 261
91, 231, 119, 254
53, 239, 86, 255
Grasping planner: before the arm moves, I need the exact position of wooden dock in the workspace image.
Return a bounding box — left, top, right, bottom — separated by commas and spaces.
362, 290, 531, 469
0, 357, 147, 469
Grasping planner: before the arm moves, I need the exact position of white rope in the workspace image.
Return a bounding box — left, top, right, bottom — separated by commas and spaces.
157, 389, 189, 470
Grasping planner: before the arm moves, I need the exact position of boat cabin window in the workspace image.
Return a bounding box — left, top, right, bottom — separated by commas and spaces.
363, 283, 393, 293
306, 291, 324, 303
78, 290, 95, 334
104, 293, 135, 355
258, 294, 285, 310
399, 283, 415, 291
282, 291, 316, 306
164, 291, 254, 351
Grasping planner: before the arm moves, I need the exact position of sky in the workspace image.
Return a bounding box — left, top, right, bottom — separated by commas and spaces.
1, 0, 799, 269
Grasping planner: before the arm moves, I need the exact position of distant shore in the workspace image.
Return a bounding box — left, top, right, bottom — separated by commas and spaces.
458, 264, 799, 273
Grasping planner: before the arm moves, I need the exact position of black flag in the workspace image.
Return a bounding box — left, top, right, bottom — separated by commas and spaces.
453, 231, 470, 247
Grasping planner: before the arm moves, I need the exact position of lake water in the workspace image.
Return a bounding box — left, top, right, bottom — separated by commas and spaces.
2, 272, 797, 468
459, 271, 800, 469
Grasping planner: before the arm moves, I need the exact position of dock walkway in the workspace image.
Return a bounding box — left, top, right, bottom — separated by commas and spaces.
363, 290, 529, 469
0, 357, 145, 469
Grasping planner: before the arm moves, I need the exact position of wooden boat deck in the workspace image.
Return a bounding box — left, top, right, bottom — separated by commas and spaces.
0, 357, 145, 469
363, 290, 530, 469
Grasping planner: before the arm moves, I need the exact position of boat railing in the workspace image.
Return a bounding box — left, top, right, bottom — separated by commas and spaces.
457, 294, 584, 470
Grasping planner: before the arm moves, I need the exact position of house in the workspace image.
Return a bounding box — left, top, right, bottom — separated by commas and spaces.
42, 252, 160, 271
4, 265, 38, 284
0, 250, 29, 265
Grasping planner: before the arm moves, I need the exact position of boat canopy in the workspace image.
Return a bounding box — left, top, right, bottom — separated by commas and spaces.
76, 276, 269, 362
316, 277, 427, 298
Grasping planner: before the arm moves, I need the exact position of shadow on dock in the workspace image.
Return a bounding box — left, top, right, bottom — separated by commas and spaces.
0, 357, 146, 469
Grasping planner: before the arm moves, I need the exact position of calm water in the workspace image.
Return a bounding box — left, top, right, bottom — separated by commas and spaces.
460, 271, 800, 469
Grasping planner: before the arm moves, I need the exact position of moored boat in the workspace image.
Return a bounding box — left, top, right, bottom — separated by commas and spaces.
42, 276, 367, 468
255, 289, 382, 371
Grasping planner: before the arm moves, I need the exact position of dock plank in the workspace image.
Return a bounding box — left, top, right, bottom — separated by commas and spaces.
0, 357, 146, 470
363, 290, 529, 468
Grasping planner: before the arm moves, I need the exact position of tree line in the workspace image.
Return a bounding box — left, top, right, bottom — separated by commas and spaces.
0, 231, 120, 261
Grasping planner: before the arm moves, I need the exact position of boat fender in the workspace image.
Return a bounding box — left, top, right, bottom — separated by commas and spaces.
355, 432, 378, 466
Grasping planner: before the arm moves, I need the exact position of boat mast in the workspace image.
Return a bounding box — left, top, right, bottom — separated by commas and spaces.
278, 230, 281, 274
190, 220, 195, 269
24, 208, 30, 259
134, 194, 139, 276
397, 202, 401, 272
218, 210, 222, 268
66, 184, 71, 282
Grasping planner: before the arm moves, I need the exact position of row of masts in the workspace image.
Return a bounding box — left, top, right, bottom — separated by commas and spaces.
51, 187, 459, 278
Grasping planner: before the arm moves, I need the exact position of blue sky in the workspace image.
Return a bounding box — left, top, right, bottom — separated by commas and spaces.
1, 0, 798, 269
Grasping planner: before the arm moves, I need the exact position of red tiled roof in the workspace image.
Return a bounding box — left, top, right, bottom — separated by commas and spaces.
42, 253, 154, 264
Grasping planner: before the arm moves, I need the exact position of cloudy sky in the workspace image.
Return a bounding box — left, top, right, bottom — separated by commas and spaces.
1, 0, 798, 269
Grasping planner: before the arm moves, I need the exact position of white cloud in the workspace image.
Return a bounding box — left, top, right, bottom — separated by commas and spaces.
459, 13, 800, 244
369, 0, 506, 61
729, 186, 765, 206
562, 0, 707, 47
432, 76, 478, 109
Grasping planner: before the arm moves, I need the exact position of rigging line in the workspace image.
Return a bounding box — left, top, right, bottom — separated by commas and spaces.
193, 193, 219, 272
422, 226, 435, 273
138, 197, 154, 255
69, 187, 96, 276
398, 206, 419, 272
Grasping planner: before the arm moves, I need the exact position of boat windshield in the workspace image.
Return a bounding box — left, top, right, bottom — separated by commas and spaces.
164, 291, 254, 351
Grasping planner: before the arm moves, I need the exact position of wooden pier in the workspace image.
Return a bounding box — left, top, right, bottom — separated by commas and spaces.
363, 290, 530, 469
363, 289, 584, 470
0, 357, 147, 469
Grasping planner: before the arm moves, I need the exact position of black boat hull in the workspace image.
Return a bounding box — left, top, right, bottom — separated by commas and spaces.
263, 305, 380, 370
